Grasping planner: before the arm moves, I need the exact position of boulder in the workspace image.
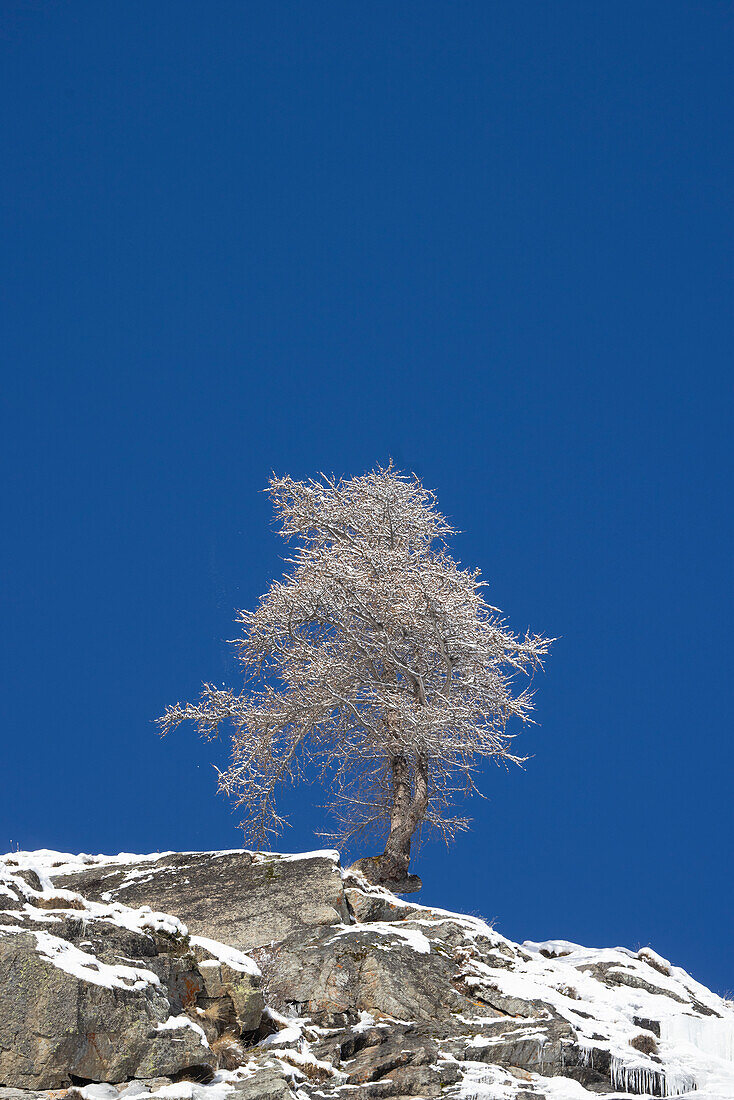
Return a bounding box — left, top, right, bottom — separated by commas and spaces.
343, 884, 415, 924
341, 1027, 439, 1086
255, 923, 472, 1024
54, 851, 350, 951
191, 941, 264, 1033
229, 1069, 295, 1100
0, 929, 213, 1089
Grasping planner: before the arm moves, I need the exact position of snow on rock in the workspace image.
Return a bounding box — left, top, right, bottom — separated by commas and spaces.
156, 1014, 210, 1047
326, 919, 433, 954
0, 848, 732, 1100
23, 925, 161, 990
9, 846, 341, 880
189, 935, 262, 977
0, 855, 241, 1088
252, 848, 341, 864
36, 846, 351, 953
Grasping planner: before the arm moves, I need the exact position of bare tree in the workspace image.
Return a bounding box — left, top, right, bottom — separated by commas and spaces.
158, 465, 551, 889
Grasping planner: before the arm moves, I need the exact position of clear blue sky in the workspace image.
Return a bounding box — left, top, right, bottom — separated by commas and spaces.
1, 3, 731, 993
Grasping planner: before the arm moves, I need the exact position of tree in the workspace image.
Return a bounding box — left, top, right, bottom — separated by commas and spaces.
158, 465, 551, 889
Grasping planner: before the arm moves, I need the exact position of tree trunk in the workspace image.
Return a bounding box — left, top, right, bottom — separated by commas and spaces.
383, 754, 423, 875
351, 755, 427, 891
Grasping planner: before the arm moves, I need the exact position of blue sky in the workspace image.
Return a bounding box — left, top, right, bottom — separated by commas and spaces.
1, 3, 731, 993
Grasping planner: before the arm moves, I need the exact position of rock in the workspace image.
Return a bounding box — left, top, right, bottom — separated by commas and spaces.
576, 960, 688, 1002
633, 1015, 661, 1037
39, 913, 206, 1018
348, 858, 422, 895
133, 1024, 214, 1082
228, 1069, 295, 1100
342, 1027, 439, 1085
0, 925, 213, 1089
55, 851, 350, 951
0, 870, 24, 913
344, 885, 414, 924
5, 848, 734, 1099
1, 865, 42, 894
256, 923, 471, 1024
465, 1019, 582, 1077
192, 944, 264, 1033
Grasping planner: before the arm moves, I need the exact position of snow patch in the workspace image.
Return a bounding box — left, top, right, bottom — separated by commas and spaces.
156, 1014, 210, 1047
190, 935, 261, 976
328, 921, 431, 954
0, 924, 161, 990
455, 1061, 518, 1099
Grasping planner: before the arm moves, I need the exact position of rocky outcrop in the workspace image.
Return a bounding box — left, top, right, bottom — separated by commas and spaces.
1, 850, 733, 1100
52, 850, 349, 953
0, 859, 264, 1091
0, 921, 213, 1089
348, 856, 422, 895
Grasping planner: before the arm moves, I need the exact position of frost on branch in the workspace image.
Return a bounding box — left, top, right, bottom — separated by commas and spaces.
158, 464, 551, 886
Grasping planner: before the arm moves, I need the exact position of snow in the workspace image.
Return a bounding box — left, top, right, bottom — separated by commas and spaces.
638, 946, 673, 974
110, 1073, 246, 1100
116, 902, 189, 938
454, 1061, 519, 1099
327, 921, 432, 954
156, 1014, 210, 1047
6, 846, 342, 882
458, 937, 734, 1097
524, 938, 582, 956
4, 849, 166, 882
468, 1027, 550, 1049
273, 1043, 342, 1080
352, 1010, 377, 1034
76, 1084, 120, 1099
254, 848, 341, 864
190, 934, 261, 976
151, 1079, 235, 1100
0, 924, 161, 990
262, 1020, 306, 1048
1, 853, 190, 943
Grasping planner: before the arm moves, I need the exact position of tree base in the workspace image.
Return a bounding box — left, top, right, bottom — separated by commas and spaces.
348, 856, 423, 895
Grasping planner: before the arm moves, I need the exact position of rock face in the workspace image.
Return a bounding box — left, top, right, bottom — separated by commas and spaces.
53, 850, 349, 952
0, 922, 213, 1089
0, 858, 262, 1090
1, 849, 733, 1100
257, 921, 471, 1023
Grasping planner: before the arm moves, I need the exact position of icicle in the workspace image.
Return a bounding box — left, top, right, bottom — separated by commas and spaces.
457, 1063, 507, 1100
577, 1044, 595, 1068
660, 1015, 734, 1064
609, 1055, 696, 1096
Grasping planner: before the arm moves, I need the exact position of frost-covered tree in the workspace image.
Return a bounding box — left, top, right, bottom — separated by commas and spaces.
159, 465, 550, 888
